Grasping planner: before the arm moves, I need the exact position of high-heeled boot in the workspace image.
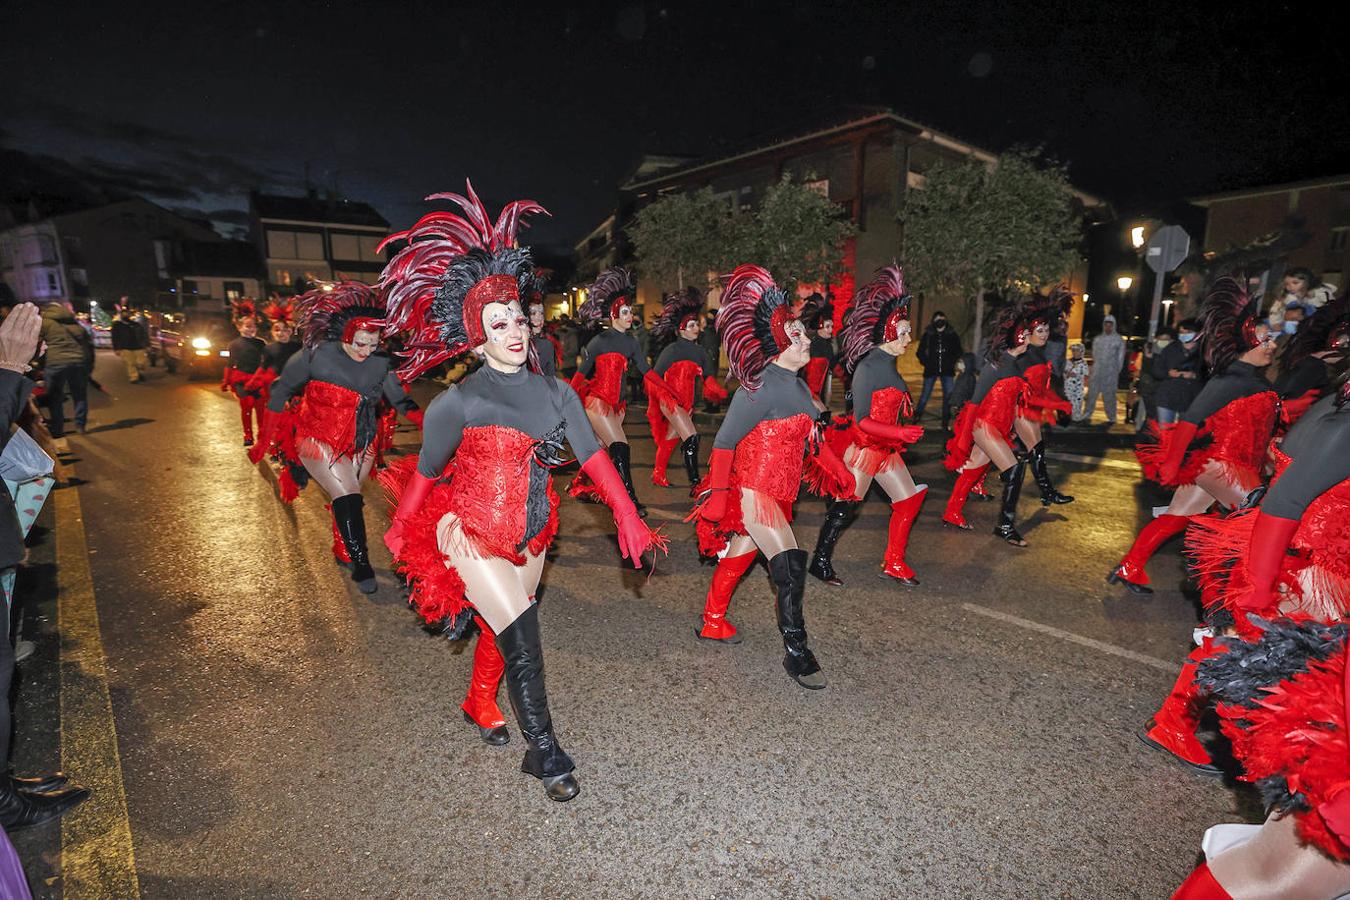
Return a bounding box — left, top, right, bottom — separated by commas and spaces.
770, 549, 825, 690
462, 617, 509, 746
880, 488, 927, 585
1137, 645, 1221, 775
681, 433, 702, 490
607, 442, 646, 518
1107, 514, 1190, 594
942, 464, 988, 529
496, 604, 579, 802
993, 461, 1028, 546
1028, 441, 1073, 505
331, 493, 377, 593
808, 499, 857, 586
1172, 863, 1231, 899
651, 437, 677, 487
326, 503, 351, 566
698, 550, 757, 642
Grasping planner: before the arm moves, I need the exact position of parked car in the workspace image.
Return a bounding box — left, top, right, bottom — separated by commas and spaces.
157, 313, 235, 379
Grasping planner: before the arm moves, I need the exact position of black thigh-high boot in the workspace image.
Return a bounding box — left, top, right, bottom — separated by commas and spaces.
496, 604, 579, 802
607, 442, 646, 518
808, 499, 857, 586
993, 460, 1028, 547
1028, 440, 1073, 505
331, 493, 377, 593
769, 549, 825, 690
680, 433, 702, 491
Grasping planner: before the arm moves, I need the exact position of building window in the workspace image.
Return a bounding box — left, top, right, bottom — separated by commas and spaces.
296, 232, 325, 260
1331, 228, 1349, 253
274, 269, 292, 287
330, 233, 360, 261
71, 268, 88, 287
182, 279, 199, 295
223, 281, 244, 301
358, 235, 383, 261
267, 230, 296, 259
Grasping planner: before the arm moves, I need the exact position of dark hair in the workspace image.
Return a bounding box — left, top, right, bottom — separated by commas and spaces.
1177, 317, 1200, 332
1285, 267, 1318, 287
931, 310, 947, 321
1155, 327, 1175, 339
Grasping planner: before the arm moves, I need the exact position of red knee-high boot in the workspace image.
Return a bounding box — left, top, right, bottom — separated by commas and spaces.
239, 396, 256, 444
326, 504, 351, 564
462, 616, 508, 744
1172, 863, 1231, 899
881, 488, 928, 585
943, 465, 988, 529
698, 551, 758, 643
1139, 644, 1221, 774
1108, 514, 1190, 594
651, 437, 678, 487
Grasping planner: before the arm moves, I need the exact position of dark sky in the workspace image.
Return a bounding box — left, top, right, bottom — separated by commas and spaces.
2, 0, 1345, 247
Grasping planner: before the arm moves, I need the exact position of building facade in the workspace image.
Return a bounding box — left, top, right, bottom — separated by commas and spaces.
249, 192, 390, 294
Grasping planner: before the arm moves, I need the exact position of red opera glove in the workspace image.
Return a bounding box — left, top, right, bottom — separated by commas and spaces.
569, 371, 589, 401
813, 441, 860, 499
697, 447, 734, 523
1235, 511, 1301, 612
220, 367, 234, 392
643, 370, 680, 411
385, 468, 436, 557
1159, 420, 1199, 485
856, 416, 924, 445
405, 408, 425, 429
579, 451, 663, 566
701, 375, 729, 405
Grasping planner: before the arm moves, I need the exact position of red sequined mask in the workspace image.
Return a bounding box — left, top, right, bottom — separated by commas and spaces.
883, 310, 908, 342
464, 275, 520, 345
769, 306, 795, 350
342, 316, 386, 343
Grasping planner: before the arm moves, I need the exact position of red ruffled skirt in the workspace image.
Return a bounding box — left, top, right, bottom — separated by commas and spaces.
943, 378, 1025, 470
1136, 391, 1278, 488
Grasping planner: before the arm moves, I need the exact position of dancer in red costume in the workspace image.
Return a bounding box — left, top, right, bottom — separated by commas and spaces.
1012, 289, 1076, 506
691, 264, 858, 690
940, 299, 1040, 546
806, 266, 927, 587
243, 299, 301, 407
802, 297, 837, 403
221, 299, 267, 447
1110, 278, 1279, 595
1274, 295, 1349, 427
525, 271, 563, 378
250, 282, 421, 593
647, 287, 728, 491
379, 182, 663, 801
567, 268, 679, 516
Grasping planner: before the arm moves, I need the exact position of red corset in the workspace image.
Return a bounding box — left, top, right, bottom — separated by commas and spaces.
587, 353, 629, 409
296, 380, 362, 457
975, 377, 1027, 437
448, 426, 558, 562
867, 387, 912, 424
1202, 391, 1278, 474
803, 357, 829, 397
663, 360, 700, 410
732, 414, 813, 503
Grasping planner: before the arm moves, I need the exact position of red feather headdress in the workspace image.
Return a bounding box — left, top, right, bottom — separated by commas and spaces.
294, 282, 386, 349
986, 286, 1073, 363
1197, 276, 1263, 375
841, 265, 910, 373
578, 268, 635, 324
263, 299, 296, 328
716, 264, 795, 392
378, 180, 548, 380
231, 298, 259, 324
651, 286, 705, 340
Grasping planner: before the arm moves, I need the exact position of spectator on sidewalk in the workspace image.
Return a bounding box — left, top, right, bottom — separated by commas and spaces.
0, 301, 90, 830
38, 302, 92, 437
110, 301, 149, 383
1152, 318, 1202, 424
1083, 314, 1125, 424
914, 310, 962, 429
1266, 266, 1336, 329
1064, 343, 1089, 420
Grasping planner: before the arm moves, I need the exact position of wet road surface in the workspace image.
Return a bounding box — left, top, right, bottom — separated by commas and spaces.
16, 352, 1250, 898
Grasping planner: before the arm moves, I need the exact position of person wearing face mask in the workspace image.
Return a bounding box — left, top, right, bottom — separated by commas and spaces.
806, 266, 927, 588
914, 310, 964, 430
1110, 279, 1280, 595
1152, 318, 1202, 425
220, 299, 268, 446
567, 268, 679, 517
251, 282, 422, 593
691, 264, 858, 689
647, 287, 728, 491
380, 185, 664, 801
1273, 297, 1350, 425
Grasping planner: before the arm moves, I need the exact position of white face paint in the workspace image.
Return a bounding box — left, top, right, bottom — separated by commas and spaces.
529, 304, 545, 330
883, 320, 913, 356
343, 329, 379, 362
773, 319, 811, 371
479, 300, 529, 372
612, 305, 634, 331
1029, 322, 1051, 347
680, 317, 703, 340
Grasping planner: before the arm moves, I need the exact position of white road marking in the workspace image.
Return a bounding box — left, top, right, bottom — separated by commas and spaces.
1046, 451, 1139, 471
961, 602, 1177, 672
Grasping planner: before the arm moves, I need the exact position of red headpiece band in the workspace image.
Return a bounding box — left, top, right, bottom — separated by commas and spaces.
342, 316, 386, 343
769, 305, 794, 351
463, 274, 520, 345
609, 295, 632, 319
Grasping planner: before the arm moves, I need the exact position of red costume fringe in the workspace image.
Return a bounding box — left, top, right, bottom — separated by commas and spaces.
1019, 361, 1070, 424
1136, 391, 1278, 487
845, 387, 916, 476
295, 380, 364, 461
584, 353, 629, 416
943, 378, 1025, 470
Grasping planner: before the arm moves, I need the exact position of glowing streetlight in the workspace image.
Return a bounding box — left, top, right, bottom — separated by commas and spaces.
1130, 226, 1147, 249
1116, 276, 1134, 292
1161, 297, 1174, 326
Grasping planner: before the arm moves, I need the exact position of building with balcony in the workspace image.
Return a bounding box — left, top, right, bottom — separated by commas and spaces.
249, 192, 390, 294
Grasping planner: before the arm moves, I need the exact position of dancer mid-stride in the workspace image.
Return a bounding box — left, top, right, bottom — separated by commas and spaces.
647, 287, 728, 491
379, 183, 663, 801
221, 299, 267, 447
568, 268, 679, 516
691, 264, 858, 690
251, 282, 421, 593
807, 266, 927, 587
1109, 278, 1279, 594
1012, 288, 1075, 506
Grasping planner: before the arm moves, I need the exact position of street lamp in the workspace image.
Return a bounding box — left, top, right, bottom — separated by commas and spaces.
1131, 226, 1147, 249
1161, 297, 1174, 328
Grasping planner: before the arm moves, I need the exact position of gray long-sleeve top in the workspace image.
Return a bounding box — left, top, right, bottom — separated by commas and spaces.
851, 347, 909, 421
1180, 361, 1271, 427
653, 338, 715, 377
1263, 400, 1350, 520
712, 364, 819, 450
415, 364, 602, 479
578, 328, 650, 377
267, 341, 416, 415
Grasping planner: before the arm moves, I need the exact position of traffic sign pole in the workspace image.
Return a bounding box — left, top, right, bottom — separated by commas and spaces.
1143, 225, 1191, 341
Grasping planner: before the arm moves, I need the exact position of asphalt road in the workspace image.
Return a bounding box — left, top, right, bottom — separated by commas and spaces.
11, 351, 1253, 898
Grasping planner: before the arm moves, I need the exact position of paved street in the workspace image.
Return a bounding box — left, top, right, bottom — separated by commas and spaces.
11, 352, 1253, 898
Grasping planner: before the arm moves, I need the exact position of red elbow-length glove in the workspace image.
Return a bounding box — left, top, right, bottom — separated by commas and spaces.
1158, 420, 1199, 485
247, 409, 280, 464
812, 441, 861, 500
579, 450, 662, 566
1235, 511, 1301, 613
384, 468, 437, 558
697, 447, 734, 524
220, 366, 235, 392
568, 371, 589, 402
701, 376, 729, 406
856, 416, 924, 446
404, 407, 425, 429
643, 369, 680, 411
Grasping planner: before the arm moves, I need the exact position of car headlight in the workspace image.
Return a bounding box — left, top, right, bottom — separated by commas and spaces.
190, 337, 211, 350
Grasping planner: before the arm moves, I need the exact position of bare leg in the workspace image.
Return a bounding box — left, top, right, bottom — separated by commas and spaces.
873, 461, 921, 503
585, 409, 626, 447
1194, 460, 1258, 510
972, 425, 1018, 473
1208, 811, 1350, 900
1013, 416, 1043, 450
741, 488, 799, 558
665, 406, 697, 442
1164, 482, 1219, 518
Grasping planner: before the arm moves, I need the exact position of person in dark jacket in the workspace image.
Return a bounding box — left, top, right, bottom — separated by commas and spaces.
38, 302, 92, 437
914, 310, 963, 429
1152, 318, 1202, 424
110, 302, 150, 383
0, 301, 92, 829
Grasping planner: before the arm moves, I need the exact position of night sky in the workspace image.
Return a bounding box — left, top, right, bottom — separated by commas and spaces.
3, 1, 1345, 248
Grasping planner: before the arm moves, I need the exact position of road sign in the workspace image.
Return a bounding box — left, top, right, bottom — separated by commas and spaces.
1145, 225, 1190, 275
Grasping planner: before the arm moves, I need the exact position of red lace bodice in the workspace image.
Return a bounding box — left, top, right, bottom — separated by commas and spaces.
663, 360, 701, 410
1202, 391, 1279, 473
804, 357, 829, 398
732, 414, 813, 503
588, 353, 629, 409
296, 380, 362, 456
448, 425, 556, 560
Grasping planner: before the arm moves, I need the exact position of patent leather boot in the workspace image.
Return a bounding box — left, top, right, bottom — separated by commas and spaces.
992, 461, 1028, 547
680, 433, 702, 489
332, 493, 377, 593
1029, 441, 1073, 505
770, 549, 825, 690
808, 499, 856, 586
497, 605, 579, 802
607, 442, 645, 518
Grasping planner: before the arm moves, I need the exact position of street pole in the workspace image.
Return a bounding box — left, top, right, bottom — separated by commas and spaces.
1146, 271, 1165, 342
